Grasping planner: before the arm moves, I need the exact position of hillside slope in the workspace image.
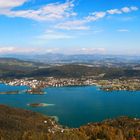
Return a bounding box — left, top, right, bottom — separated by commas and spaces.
0, 105, 140, 140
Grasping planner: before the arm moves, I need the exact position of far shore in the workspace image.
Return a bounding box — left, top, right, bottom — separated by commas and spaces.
0, 77, 140, 93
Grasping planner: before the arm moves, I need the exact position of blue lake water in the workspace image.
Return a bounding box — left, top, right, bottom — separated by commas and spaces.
0, 83, 140, 127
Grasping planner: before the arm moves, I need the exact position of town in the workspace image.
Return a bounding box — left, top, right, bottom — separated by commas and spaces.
1, 77, 140, 94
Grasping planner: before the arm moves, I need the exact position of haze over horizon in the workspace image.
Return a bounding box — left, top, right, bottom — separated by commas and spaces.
0, 0, 140, 55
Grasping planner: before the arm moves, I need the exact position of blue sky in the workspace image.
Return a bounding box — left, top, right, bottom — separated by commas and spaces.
0, 0, 140, 55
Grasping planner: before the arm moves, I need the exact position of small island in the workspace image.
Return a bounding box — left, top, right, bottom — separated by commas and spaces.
27, 103, 54, 107
26, 88, 45, 94
0, 90, 21, 94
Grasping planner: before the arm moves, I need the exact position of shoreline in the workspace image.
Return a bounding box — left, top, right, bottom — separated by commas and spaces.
1, 78, 140, 94
0, 104, 140, 140
0, 84, 140, 95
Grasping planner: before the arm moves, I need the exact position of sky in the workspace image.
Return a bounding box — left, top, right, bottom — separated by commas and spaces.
0, 0, 140, 55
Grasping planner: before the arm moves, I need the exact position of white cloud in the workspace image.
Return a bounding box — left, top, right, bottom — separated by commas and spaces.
0, 0, 138, 24
92, 30, 104, 34
130, 6, 138, 11
117, 29, 129, 32
55, 20, 89, 30
37, 30, 74, 40
55, 11, 107, 31
121, 7, 131, 13
44, 48, 60, 53
79, 47, 106, 54
107, 6, 138, 15
85, 12, 106, 22
55, 6, 138, 31
0, 0, 76, 21
107, 9, 122, 14
86, 6, 138, 22
0, 0, 27, 9
0, 1, 138, 35
0, 46, 45, 54
0, 47, 15, 53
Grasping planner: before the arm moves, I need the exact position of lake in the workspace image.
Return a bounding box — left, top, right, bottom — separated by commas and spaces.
0, 83, 140, 128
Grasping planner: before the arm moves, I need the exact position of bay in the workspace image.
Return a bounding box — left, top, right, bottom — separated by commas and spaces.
0, 83, 140, 128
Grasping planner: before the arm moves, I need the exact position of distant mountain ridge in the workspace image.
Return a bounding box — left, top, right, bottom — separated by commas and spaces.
1, 53, 140, 65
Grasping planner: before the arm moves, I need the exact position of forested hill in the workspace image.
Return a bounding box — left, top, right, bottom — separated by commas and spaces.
0, 105, 140, 140
0, 58, 140, 79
